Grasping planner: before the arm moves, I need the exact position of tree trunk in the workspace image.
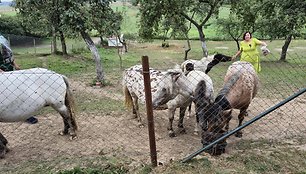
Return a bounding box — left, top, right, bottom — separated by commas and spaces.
80, 30, 104, 82
235, 38, 240, 51
51, 26, 57, 54
59, 30, 67, 55
184, 33, 191, 60
197, 26, 208, 57
280, 34, 292, 61
99, 36, 104, 46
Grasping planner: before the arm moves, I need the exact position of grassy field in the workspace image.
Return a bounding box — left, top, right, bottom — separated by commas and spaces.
13, 38, 306, 99
4, 31, 306, 174
1, 2, 306, 174
0, 5, 15, 16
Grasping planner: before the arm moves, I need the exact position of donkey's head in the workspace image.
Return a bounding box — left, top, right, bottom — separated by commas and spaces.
201, 95, 231, 133
152, 69, 193, 108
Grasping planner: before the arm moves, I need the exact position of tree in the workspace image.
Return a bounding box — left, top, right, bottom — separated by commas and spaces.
259, 0, 306, 61
137, 0, 225, 57
0, 15, 24, 35
60, 0, 121, 82
15, 0, 122, 82
216, 0, 264, 51
14, 0, 67, 55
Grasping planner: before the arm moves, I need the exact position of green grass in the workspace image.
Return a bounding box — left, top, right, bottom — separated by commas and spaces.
0, 6, 16, 16
2, 3, 306, 173
0, 155, 130, 174
14, 39, 306, 100
154, 143, 306, 174
75, 92, 125, 113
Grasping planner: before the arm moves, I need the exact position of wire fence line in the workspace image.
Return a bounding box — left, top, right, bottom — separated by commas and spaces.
0, 52, 305, 170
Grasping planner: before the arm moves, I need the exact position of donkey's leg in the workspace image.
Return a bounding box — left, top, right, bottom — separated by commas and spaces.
54, 104, 77, 139
194, 107, 200, 135
224, 110, 233, 131
178, 106, 187, 134
168, 107, 176, 137
0, 133, 9, 159
187, 103, 192, 118
0, 142, 6, 159
131, 96, 138, 117
235, 108, 247, 138
132, 97, 143, 127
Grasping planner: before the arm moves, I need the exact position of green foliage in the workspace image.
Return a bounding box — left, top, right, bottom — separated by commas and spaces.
14, 0, 55, 37
230, 0, 264, 33
57, 166, 128, 174
0, 14, 24, 35
259, 0, 306, 39
71, 47, 91, 54
137, 0, 225, 39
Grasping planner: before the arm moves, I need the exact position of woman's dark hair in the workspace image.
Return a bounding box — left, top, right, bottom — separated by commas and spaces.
242, 31, 252, 40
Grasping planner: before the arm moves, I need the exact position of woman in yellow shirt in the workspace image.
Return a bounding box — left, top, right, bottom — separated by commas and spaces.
232, 32, 268, 72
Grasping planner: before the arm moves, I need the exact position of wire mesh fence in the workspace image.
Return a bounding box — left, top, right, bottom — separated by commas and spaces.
0, 45, 305, 171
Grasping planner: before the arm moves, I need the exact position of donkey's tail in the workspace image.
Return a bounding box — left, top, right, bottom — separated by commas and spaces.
124, 85, 133, 109
63, 76, 78, 131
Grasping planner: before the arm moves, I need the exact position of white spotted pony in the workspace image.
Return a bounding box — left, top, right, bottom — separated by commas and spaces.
0, 68, 78, 158
123, 65, 193, 125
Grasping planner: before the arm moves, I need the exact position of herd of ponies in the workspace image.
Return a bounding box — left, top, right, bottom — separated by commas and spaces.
123, 53, 259, 154
0, 54, 259, 158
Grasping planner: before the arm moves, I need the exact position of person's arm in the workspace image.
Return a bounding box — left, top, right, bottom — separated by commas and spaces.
232, 50, 241, 60
259, 40, 267, 47
12, 60, 20, 70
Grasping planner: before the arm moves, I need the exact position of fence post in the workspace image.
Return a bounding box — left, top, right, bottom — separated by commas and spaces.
33, 38, 36, 55
142, 55, 158, 167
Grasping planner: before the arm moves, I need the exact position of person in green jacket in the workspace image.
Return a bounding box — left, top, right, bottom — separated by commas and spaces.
232, 31, 270, 72
0, 34, 38, 124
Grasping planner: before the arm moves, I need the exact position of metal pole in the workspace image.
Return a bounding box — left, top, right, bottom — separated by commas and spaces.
142, 55, 158, 167
182, 88, 306, 163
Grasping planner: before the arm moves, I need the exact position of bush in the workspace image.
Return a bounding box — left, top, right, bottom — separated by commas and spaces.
123, 32, 138, 40
71, 47, 90, 54
0, 15, 25, 35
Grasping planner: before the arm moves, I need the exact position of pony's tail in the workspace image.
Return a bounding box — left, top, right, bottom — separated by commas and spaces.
195, 80, 207, 104
63, 76, 78, 131
124, 85, 133, 109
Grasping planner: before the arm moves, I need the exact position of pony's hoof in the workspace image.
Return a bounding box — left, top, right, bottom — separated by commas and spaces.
169, 132, 176, 137
178, 128, 186, 134
0, 148, 6, 159
0, 154, 5, 159
59, 131, 68, 136
138, 123, 144, 128
69, 135, 78, 140
235, 132, 243, 138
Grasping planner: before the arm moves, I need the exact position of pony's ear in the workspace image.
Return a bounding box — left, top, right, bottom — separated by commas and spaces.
171, 72, 181, 82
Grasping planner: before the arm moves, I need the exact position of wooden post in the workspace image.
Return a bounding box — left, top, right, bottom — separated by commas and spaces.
142, 56, 158, 167
33, 38, 36, 55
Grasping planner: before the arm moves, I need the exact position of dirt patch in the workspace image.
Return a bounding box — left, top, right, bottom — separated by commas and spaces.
0, 80, 305, 168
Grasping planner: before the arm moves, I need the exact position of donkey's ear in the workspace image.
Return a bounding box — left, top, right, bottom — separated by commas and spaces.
171, 72, 181, 82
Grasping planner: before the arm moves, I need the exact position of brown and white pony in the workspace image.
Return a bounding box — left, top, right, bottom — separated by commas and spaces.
198, 61, 259, 138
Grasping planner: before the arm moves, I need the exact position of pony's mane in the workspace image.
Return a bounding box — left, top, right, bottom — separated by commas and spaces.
167, 64, 183, 73
218, 71, 241, 96
200, 55, 214, 62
